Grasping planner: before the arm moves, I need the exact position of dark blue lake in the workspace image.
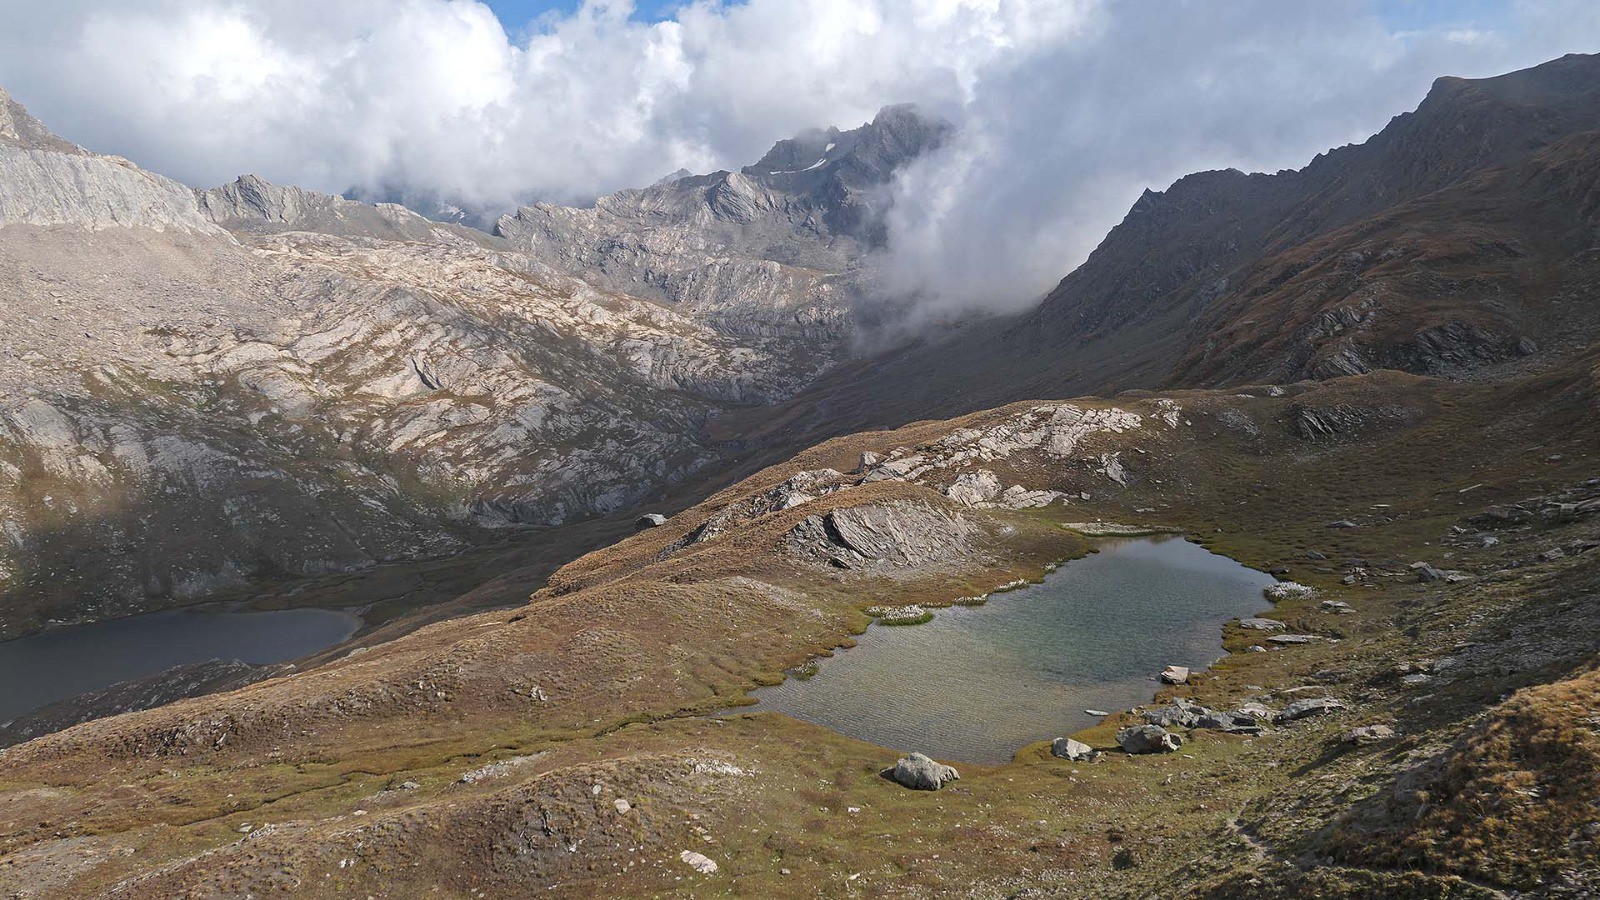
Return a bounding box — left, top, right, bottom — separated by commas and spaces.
0, 607, 360, 724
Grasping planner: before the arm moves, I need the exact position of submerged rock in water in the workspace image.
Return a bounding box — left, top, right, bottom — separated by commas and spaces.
1239, 617, 1286, 631
1117, 724, 1183, 754
891, 752, 960, 790
1051, 737, 1097, 761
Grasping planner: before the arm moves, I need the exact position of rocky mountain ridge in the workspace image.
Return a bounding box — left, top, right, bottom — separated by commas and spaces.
494, 104, 950, 342
726, 52, 1600, 452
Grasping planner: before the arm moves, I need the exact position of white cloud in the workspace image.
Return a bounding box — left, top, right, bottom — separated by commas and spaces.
0, 0, 1596, 311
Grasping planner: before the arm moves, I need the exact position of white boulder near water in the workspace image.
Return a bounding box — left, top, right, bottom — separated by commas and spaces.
891, 752, 961, 790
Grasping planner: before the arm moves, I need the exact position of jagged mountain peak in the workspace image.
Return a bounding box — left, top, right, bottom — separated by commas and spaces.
652, 167, 695, 187
0, 84, 83, 155
743, 102, 950, 184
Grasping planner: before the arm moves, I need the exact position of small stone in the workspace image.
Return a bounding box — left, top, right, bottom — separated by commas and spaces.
1401, 673, 1433, 686
1343, 724, 1396, 745
1328, 520, 1360, 529
1410, 561, 1443, 582
1268, 634, 1318, 645
614, 798, 631, 814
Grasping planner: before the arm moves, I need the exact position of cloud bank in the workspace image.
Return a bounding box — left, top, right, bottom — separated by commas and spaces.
1, 0, 1597, 311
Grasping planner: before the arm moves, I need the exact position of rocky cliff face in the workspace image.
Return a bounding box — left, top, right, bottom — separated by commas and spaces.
0, 90, 941, 637
1030, 52, 1600, 385
494, 105, 949, 343
0, 86, 221, 234
196, 174, 485, 243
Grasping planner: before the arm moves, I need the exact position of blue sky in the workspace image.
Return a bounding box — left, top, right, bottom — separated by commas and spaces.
482, 1, 1519, 35
1374, 0, 1515, 34
483, 0, 681, 31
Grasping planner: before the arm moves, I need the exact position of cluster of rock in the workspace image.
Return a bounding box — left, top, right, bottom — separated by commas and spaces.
1104, 694, 1352, 755
1469, 480, 1600, 530
1264, 581, 1315, 601
942, 468, 1069, 509
863, 403, 1154, 496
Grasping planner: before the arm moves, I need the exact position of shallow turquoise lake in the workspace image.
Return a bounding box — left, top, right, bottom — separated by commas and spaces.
752, 536, 1274, 764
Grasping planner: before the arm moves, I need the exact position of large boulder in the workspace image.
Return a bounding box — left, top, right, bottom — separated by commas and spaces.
1051, 738, 1097, 762
1196, 709, 1263, 735
1117, 725, 1183, 754
635, 513, 668, 530
1159, 665, 1190, 685
891, 752, 960, 790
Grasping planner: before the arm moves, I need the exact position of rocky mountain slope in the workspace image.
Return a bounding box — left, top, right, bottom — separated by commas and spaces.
736, 52, 1600, 449
0, 90, 944, 638
495, 105, 949, 342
